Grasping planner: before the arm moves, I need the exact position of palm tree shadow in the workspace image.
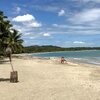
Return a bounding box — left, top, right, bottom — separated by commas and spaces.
0, 78, 10, 82
0, 59, 10, 64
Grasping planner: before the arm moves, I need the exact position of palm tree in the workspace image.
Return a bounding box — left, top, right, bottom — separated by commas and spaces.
5, 29, 23, 53
0, 11, 9, 54
0, 10, 23, 54
0, 11, 13, 51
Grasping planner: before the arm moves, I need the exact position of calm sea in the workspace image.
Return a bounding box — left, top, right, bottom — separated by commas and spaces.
30, 50, 100, 65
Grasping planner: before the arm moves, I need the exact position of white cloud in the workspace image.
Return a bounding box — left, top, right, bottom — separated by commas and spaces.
27, 22, 42, 28
53, 24, 68, 28
58, 9, 65, 16
31, 5, 59, 12
12, 14, 35, 22
62, 41, 95, 47
70, 8, 100, 24
16, 7, 21, 13
52, 24, 100, 34
24, 33, 31, 36
12, 14, 42, 28
23, 39, 40, 46
12, 6, 21, 14
43, 33, 51, 37
29, 37, 35, 39
12, 25, 23, 32
52, 24, 58, 27
73, 41, 85, 44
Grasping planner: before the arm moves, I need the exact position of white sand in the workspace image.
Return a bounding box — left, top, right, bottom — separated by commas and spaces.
0, 57, 100, 100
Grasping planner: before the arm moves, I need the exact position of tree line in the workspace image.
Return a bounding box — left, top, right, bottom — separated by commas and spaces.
24, 45, 100, 53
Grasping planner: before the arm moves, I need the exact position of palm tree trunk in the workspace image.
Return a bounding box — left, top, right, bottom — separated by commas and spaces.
10, 61, 14, 72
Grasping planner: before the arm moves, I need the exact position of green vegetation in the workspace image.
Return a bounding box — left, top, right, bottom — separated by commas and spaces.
0, 10, 23, 56
24, 45, 62, 53
24, 45, 100, 53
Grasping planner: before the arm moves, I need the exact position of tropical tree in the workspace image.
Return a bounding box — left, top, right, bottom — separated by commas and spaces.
0, 11, 10, 54
0, 10, 23, 55
5, 29, 23, 53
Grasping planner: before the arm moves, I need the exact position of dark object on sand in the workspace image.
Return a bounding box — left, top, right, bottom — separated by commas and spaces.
10, 62, 18, 83
10, 71, 18, 83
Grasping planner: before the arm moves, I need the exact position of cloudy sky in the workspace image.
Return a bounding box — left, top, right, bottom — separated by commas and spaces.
0, 0, 100, 47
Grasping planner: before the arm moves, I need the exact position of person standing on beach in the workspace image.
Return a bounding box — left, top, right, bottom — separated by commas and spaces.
61, 57, 66, 64
5, 45, 12, 62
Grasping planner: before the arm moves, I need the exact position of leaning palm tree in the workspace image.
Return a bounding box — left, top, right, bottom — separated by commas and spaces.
0, 10, 23, 82
3, 29, 23, 53
0, 10, 23, 54
0, 11, 13, 54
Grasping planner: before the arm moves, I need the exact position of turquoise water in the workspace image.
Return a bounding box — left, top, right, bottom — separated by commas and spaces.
30, 50, 100, 65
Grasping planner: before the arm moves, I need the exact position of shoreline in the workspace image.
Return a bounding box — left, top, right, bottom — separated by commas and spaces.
12, 54, 100, 66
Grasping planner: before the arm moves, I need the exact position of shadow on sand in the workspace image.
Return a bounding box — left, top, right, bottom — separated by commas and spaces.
0, 58, 11, 82
0, 59, 10, 64
0, 78, 10, 82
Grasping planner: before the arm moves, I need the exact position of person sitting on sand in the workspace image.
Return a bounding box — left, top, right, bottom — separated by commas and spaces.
5, 45, 12, 62
61, 57, 66, 64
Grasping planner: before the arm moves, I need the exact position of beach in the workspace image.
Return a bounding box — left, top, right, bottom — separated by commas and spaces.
0, 57, 100, 100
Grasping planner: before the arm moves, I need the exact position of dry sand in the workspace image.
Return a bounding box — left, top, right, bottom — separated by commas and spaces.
0, 57, 100, 100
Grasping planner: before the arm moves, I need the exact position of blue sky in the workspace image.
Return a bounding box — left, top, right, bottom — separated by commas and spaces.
0, 0, 100, 47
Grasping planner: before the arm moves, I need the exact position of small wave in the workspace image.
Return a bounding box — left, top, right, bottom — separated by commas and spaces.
68, 57, 100, 66
87, 62, 100, 65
